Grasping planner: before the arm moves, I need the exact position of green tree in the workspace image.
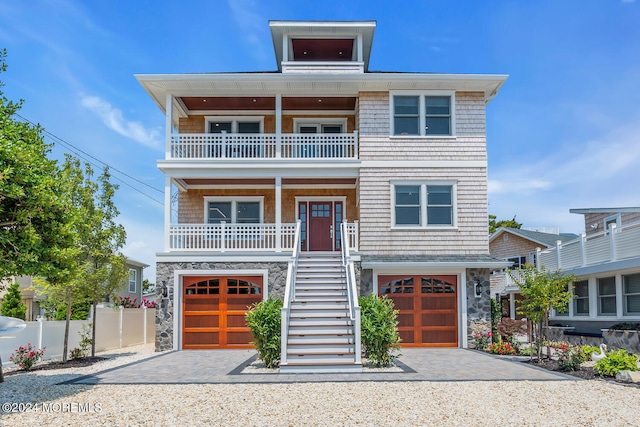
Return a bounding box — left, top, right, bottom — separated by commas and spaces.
0, 282, 27, 319
63, 156, 127, 356
489, 215, 522, 234
509, 265, 576, 360
142, 279, 155, 293
0, 49, 74, 284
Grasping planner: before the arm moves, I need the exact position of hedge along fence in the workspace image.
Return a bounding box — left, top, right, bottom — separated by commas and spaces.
0, 307, 155, 367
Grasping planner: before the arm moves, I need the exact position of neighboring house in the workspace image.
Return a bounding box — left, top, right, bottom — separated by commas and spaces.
138, 20, 509, 370
0, 276, 38, 320
114, 258, 149, 303
489, 227, 577, 319
542, 208, 640, 333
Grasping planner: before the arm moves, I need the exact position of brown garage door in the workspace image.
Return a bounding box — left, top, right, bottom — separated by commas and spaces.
182, 276, 262, 349
379, 275, 458, 347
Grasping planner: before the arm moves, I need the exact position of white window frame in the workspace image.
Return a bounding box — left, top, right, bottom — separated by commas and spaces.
293, 118, 347, 133
128, 269, 137, 294
623, 273, 640, 316
389, 90, 456, 138
604, 214, 621, 232
597, 276, 617, 316
204, 116, 264, 133
505, 256, 527, 270
203, 196, 265, 224
573, 279, 589, 316
390, 181, 457, 229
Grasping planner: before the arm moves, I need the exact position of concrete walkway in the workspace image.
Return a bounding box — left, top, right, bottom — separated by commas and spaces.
64, 348, 576, 385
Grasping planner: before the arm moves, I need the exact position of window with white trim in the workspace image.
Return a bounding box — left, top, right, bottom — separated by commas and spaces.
391, 92, 454, 136
604, 214, 621, 231
205, 116, 264, 134
623, 273, 640, 315
391, 182, 456, 228
505, 256, 527, 270
597, 276, 616, 316
573, 280, 589, 316
204, 197, 264, 224
128, 269, 136, 293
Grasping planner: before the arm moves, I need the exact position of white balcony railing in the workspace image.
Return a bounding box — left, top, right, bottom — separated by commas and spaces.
169, 132, 358, 160
537, 221, 640, 271
167, 222, 359, 252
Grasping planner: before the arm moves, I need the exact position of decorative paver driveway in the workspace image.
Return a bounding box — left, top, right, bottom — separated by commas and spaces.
64, 348, 576, 385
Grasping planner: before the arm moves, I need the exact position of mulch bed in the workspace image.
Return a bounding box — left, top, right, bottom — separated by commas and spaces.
524, 358, 640, 388
2, 357, 106, 377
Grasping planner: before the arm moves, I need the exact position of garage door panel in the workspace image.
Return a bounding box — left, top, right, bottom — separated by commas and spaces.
184, 315, 219, 328
186, 297, 219, 310
227, 331, 254, 345
422, 312, 456, 326
422, 329, 457, 344
388, 297, 413, 311
184, 332, 219, 346
397, 313, 414, 326
421, 296, 456, 310
227, 297, 260, 311
398, 330, 414, 344
226, 313, 249, 327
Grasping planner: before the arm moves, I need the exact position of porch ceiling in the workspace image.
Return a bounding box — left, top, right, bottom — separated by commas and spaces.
179, 177, 356, 188
178, 96, 356, 112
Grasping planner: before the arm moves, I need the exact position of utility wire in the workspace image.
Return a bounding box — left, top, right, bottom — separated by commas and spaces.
15, 113, 165, 207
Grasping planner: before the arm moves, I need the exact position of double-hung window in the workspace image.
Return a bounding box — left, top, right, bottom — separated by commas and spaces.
392, 182, 456, 228
206, 117, 263, 134
205, 197, 263, 224
391, 92, 454, 136
623, 273, 640, 315
573, 280, 589, 316
597, 277, 616, 316
128, 269, 136, 293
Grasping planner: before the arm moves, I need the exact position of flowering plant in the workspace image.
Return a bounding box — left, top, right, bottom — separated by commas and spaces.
9, 343, 46, 371
473, 331, 492, 351
487, 341, 516, 355
141, 298, 156, 308
552, 342, 585, 371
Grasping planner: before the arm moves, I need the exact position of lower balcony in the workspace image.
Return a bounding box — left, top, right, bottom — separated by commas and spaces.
167, 222, 359, 253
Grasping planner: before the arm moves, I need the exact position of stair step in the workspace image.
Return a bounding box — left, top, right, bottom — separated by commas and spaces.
289, 309, 350, 318
288, 325, 355, 335
290, 301, 350, 310
287, 344, 355, 355
295, 283, 346, 290
289, 318, 352, 327
283, 354, 357, 364
294, 296, 349, 303
288, 335, 355, 345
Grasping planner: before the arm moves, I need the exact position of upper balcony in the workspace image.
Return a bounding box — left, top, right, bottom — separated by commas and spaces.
537, 220, 640, 272
168, 131, 358, 160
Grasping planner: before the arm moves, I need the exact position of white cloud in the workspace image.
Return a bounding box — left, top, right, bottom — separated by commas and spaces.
80, 95, 163, 150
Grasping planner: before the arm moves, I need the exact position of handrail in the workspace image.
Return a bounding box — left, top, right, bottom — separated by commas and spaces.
280, 220, 301, 366
341, 220, 362, 364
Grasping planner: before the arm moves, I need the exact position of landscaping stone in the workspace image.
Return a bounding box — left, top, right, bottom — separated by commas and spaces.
615, 370, 640, 383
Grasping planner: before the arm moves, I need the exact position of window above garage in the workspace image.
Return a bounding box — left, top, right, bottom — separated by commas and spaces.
391, 182, 457, 229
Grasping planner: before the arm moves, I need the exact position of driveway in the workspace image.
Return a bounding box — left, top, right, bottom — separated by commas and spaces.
64, 348, 575, 385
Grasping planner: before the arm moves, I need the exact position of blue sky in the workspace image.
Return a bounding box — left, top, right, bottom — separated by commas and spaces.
1, 0, 639, 281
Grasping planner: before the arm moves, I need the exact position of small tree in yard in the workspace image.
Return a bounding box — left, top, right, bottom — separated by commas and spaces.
359, 293, 401, 367
0, 282, 27, 319
245, 298, 282, 368
509, 265, 576, 360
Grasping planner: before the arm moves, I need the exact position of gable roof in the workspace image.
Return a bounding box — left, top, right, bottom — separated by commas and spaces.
489, 227, 578, 248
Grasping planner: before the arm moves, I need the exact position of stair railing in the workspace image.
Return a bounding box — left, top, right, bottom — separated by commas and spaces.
280, 220, 301, 367
341, 221, 362, 364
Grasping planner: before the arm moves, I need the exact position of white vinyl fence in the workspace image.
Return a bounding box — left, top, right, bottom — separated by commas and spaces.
0, 307, 155, 368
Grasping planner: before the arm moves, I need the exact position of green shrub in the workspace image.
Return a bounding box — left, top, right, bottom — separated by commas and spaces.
581, 344, 600, 359
594, 349, 639, 377
245, 298, 282, 369
472, 331, 492, 351
55, 300, 91, 320
0, 282, 27, 320
486, 341, 516, 355
609, 322, 640, 331
359, 294, 401, 367
70, 323, 93, 359
554, 343, 585, 371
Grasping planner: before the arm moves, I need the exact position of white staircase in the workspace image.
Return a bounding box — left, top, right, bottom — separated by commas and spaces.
280, 253, 362, 373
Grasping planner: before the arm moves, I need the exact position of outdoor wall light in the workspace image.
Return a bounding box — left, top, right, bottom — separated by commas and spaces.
161, 281, 168, 299
474, 279, 483, 297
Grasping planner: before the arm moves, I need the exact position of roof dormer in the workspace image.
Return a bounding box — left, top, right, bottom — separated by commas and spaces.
269, 20, 376, 74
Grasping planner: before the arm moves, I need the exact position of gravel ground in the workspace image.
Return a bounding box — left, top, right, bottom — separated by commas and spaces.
2, 345, 640, 426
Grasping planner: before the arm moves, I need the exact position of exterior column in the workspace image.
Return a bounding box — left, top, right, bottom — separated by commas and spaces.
510, 293, 516, 320
275, 94, 282, 158
164, 176, 172, 252
165, 93, 173, 159
275, 176, 282, 252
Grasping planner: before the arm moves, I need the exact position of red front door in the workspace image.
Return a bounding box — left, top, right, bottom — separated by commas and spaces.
309, 202, 333, 251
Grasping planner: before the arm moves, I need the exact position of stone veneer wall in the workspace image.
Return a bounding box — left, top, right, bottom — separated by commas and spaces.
155, 261, 288, 351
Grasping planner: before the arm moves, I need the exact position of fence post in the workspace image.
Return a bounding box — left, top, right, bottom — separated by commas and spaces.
119, 306, 124, 349
143, 305, 147, 345
37, 317, 44, 350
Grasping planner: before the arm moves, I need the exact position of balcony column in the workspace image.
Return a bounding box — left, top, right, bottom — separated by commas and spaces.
164, 176, 172, 252
165, 93, 173, 159
579, 232, 587, 266
555, 240, 562, 269
275, 176, 282, 252
275, 94, 282, 158
609, 223, 618, 261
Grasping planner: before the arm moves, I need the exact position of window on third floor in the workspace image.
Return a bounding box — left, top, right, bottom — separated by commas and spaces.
391, 92, 455, 137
